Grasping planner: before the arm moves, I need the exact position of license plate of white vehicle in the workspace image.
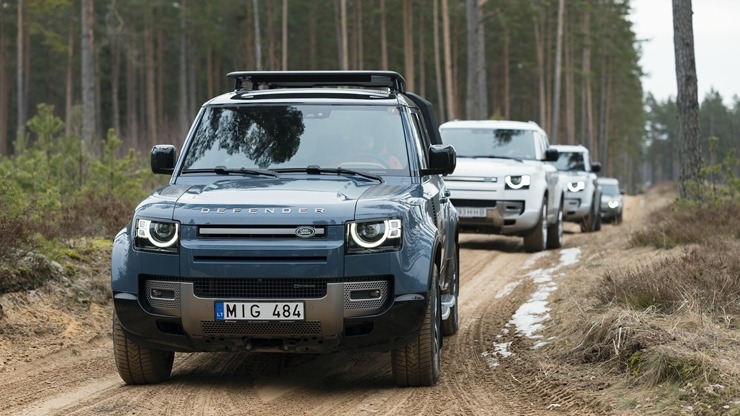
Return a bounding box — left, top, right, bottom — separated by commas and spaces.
215, 301, 305, 321
457, 207, 487, 218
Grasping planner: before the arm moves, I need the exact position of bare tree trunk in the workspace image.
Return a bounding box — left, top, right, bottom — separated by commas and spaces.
417, 7, 425, 97
253, 0, 262, 70
380, 0, 388, 69
81, 0, 97, 149
551, 0, 565, 143
534, 8, 547, 130
356, 1, 364, 70
672, 0, 702, 200
156, 22, 164, 138
565, 19, 575, 145
465, 0, 488, 120
340, 0, 348, 69
179, 0, 189, 138
403, 0, 414, 91
433, 0, 446, 121
442, 0, 455, 119
0, 26, 7, 154
144, 8, 157, 147
266, 1, 276, 70
580, 8, 595, 153
282, 0, 288, 70
65, 29, 74, 136
497, 8, 510, 119
16, 0, 26, 138
126, 46, 137, 145
206, 48, 213, 98
308, 2, 317, 69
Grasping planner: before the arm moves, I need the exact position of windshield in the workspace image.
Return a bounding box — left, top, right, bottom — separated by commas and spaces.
181, 104, 410, 175
600, 183, 620, 195
440, 128, 536, 160
554, 151, 586, 171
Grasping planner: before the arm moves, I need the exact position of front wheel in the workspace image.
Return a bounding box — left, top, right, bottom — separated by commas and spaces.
113, 312, 174, 385
523, 200, 547, 252
546, 202, 563, 249
392, 265, 442, 387
441, 244, 460, 337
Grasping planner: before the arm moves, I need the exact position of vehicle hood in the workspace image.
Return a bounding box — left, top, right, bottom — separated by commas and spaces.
136, 177, 415, 226
446, 157, 542, 179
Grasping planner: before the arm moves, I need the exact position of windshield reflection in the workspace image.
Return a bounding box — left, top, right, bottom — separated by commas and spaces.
181, 104, 409, 174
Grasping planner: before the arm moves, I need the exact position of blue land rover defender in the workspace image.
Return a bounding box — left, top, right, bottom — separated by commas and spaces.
111, 71, 460, 387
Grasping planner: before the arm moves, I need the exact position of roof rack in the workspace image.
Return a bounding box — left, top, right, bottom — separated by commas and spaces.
226, 70, 406, 94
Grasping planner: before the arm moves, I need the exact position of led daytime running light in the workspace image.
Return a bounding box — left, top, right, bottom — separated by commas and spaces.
349, 219, 401, 249
504, 175, 531, 189
136, 219, 179, 248
567, 181, 586, 192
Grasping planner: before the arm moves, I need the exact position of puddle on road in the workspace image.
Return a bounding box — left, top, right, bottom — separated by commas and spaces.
483, 247, 581, 368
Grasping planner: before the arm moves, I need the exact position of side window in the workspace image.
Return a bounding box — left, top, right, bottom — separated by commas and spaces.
409, 112, 429, 169
537, 132, 548, 157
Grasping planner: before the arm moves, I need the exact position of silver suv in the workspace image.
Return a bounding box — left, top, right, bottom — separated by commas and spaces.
551, 145, 602, 232
439, 120, 563, 252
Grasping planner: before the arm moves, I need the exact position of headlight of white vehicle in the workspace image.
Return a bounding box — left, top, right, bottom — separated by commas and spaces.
567, 181, 586, 192
135, 218, 180, 253
504, 175, 531, 190
346, 219, 402, 253
608, 200, 620, 209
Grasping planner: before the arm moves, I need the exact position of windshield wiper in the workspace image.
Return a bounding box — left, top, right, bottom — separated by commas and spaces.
476, 155, 524, 162
274, 166, 384, 183
181, 166, 279, 178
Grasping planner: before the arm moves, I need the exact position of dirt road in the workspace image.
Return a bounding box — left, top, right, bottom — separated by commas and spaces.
0, 191, 666, 416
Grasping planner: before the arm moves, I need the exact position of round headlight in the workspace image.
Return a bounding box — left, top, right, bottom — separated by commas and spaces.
150, 222, 178, 245
567, 181, 586, 192
350, 221, 388, 248
137, 219, 179, 248
608, 200, 620, 209
505, 175, 531, 189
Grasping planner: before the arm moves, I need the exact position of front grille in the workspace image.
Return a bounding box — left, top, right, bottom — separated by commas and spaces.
141, 275, 392, 300
193, 278, 328, 298
198, 225, 327, 239
451, 199, 498, 208
202, 320, 322, 335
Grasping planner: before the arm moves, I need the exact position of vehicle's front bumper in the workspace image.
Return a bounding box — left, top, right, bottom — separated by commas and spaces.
563, 197, 591, 221
452, 199, 541, 235
113, 276, 427, 354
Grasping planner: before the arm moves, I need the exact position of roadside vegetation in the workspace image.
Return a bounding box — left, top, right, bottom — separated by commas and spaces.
565, 151, 740, 414
0, 105, 164, 295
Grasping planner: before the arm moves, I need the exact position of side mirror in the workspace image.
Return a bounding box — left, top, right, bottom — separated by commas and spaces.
151, 145, 176, 174
544, 148, 559, 162
591, 161, 602, 173
423, 144, 456, 176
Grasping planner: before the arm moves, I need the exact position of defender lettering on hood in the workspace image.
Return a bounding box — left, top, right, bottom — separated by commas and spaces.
200, 207, 326, 214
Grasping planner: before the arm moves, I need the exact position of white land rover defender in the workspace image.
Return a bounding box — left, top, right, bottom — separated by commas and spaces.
439, 120, 564, 252
550, 144, 602, 233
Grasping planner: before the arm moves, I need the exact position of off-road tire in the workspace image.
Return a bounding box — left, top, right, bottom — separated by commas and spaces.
113, 312, 174, 385
392, 265, 441, 387
442, 245, 460, 337
546, 201, 563, 249
523, 200, 547, 252
580, 197, 599, 233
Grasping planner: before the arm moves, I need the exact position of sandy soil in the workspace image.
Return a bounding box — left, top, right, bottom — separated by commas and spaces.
0, 189, 674, 416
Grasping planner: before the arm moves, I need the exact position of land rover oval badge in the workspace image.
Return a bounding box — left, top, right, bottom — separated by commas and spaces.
295, 226, 316, 238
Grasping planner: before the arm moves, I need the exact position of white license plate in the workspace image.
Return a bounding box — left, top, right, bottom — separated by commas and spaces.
215, 301, 305, 321
458, 207, 487, 218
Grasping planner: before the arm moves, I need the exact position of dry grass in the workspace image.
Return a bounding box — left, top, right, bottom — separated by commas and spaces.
549, 192, 740, 414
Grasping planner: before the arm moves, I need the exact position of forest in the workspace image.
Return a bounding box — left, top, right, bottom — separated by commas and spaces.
0, 0, 738, 199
